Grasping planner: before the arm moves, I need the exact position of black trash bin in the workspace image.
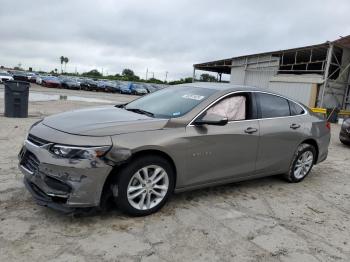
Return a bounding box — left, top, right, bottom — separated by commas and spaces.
326, 108, 339, 123
4, 80, 30, 118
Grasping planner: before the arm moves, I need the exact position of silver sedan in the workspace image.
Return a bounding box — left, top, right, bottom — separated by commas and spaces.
18, 83, 330, 216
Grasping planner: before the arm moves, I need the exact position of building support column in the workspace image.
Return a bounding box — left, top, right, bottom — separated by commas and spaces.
320, 44, 334, 108
192, 67, 196, 82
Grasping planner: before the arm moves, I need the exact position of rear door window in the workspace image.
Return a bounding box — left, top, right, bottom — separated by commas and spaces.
289, 101, 305, 115
258, 93, 290, 118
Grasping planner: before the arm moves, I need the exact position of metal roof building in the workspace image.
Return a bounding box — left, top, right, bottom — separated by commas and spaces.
193, 35, 350, 109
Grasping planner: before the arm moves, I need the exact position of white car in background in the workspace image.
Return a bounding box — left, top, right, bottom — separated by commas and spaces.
36, 75, 43, 85
0, 71, 14, 83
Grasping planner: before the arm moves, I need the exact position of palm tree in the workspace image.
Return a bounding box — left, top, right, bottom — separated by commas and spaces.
64, 57, 69, 72
60, 56, 64, 73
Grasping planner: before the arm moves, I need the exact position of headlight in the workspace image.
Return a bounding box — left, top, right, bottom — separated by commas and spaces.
49, 145, 111, 159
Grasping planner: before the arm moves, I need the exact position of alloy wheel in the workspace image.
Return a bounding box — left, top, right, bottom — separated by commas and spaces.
294, 151, 314, 179
127, 165, 169, 210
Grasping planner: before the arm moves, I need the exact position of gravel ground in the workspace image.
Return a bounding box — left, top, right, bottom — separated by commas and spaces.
0, 84, 350, 262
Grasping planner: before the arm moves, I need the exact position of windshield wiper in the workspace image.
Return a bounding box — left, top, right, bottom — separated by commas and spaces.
125, 108, 154, 117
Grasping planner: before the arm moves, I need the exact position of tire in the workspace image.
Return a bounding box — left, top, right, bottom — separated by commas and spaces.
340, 139, 350, 146
113, 155, 175, 216
283, 143, 316, 183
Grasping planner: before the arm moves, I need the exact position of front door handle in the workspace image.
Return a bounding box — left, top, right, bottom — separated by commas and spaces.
244, 127, 258, 134
290, 123, 301, 130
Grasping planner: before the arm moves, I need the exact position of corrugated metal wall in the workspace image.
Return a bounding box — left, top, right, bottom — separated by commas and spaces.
244, 70, 276, 88
230, 55, 279, 88
268, 82, 313, 105
230, 67, 245, 85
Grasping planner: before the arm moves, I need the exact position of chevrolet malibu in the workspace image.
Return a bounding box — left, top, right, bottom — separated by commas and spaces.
18, 83, 330, 216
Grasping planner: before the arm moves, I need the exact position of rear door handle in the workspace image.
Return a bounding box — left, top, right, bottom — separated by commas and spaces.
244, 127, 258, 134
290, 123, 301, 129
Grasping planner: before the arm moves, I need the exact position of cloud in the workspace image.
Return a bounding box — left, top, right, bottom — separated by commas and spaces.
0, 0, 349, 80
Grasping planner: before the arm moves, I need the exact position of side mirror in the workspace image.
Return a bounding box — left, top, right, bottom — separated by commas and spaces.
194, 113, 228, 126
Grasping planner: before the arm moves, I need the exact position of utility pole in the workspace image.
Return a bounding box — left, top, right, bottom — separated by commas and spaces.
165, 71, 168, 82
102, 68, 104, 76
152, 72, 154, 79
146, 68, 148, 80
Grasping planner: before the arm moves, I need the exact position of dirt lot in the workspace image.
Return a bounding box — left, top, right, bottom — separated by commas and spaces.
0, 84, 350, 262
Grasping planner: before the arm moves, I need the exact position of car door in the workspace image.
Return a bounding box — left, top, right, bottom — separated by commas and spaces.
184, 92, 260, 187
255, 92, 306, 175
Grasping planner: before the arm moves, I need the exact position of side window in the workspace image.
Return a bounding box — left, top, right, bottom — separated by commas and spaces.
207, 95, 247, 121
289, 101, 305, 116
258, 93, 290, 118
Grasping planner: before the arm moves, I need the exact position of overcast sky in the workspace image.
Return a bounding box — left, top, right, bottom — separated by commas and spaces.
0, 0, 349, 80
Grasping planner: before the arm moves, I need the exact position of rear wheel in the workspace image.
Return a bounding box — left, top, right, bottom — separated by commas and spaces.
114, 155, 174, 216
283, 143, 316, 182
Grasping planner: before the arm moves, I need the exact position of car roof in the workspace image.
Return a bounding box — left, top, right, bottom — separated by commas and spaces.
178, 82, 266, 92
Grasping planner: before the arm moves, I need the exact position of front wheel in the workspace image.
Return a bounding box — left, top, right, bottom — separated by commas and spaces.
283, 143, 316, 182
114, 155, 174, 216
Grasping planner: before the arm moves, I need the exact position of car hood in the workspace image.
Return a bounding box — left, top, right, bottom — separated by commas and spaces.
42, 105, 169, 136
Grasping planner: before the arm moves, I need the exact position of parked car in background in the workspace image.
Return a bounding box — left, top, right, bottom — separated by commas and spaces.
340, 118, 350, 145
26, 72, 38, 83
18, 83, 330, 216
130, 83, 148, 95
61, 78, 81, 90
36, 75, 46, 85
96, 80, 107, 92
80, 78, 98, 91
120, 82, 132, 94
143, 83, 157, 93
97, 80, 120, 93
11, 71, 29, 81
41, 76, 61, 88
0, 71, 14, 83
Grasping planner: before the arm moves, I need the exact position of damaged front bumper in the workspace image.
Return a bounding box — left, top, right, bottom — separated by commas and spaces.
18, 131, 113, 213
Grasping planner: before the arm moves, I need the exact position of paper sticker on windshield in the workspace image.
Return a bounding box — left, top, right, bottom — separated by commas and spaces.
172, 112, 181, 116
182, 94, 205, 101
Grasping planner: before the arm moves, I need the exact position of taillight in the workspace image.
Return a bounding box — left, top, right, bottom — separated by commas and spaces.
326, 122, 331, 130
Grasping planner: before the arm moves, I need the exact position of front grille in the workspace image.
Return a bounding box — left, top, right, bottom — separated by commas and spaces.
27, 134, 50, 147
21, 151, 40, 174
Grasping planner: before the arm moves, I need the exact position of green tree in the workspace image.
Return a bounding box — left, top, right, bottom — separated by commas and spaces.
200, 73, 217, 82
121, 68, 140, 81
122, 68, 135, 77
168, 77, 193, 85
147, 78, 163, 84
64, 57, 69, 72
82, 69, 102, 78
60, 56, 64, 73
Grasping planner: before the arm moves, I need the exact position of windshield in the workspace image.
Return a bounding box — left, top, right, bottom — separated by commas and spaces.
125, 86, 216, 118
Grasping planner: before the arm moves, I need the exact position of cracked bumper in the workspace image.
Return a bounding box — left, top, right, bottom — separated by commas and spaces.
18, 130, 113, 211
23, 177, 76, 213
